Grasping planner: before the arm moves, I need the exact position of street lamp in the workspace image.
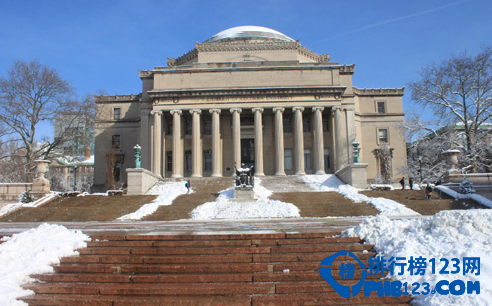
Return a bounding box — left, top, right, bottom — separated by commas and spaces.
418, 156, 422, 183
73, 165, 78, 191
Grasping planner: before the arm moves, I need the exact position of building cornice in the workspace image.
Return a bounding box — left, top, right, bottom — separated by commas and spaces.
147, 86, 346, 99
94, 94, 141, 103
166, 41, 330, 67
354, 87, 405, 96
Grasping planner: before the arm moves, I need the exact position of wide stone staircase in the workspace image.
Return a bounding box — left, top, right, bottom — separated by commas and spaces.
21, 231, 411, 306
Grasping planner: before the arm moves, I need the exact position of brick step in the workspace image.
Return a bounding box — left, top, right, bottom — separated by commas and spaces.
25, 282, 275, 295
252, 294, 411, 306
33, 272, 254, 283
254, 270, 387, 282
21, 294, 252, 306
60, 251, 376, 264
77, 243, 372, 256
87, 237, 361, 248
90, 232, 342, 241
53, 260, 378, 274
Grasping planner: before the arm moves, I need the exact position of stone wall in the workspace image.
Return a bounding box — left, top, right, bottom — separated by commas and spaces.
0, 183, 32, 202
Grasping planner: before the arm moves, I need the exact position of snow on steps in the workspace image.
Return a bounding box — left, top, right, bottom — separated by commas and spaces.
21, 232, 412, 306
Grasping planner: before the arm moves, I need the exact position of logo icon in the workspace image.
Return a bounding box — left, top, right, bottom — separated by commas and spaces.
319, 250, 367, 298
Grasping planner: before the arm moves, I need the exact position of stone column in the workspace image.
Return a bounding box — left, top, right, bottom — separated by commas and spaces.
312, 107, 325, 175
230, 108, 242, 170
273, 107, 286, 176
171, 110, 183, 178
334, 107, 345, 170
345, 107, 355, 164
190, 109, 202, 177
151, 110, 162, 176
292, 107, 305, 175
210, 109, 222, 177
140, 108, 151, 170
252, 108, 265, 176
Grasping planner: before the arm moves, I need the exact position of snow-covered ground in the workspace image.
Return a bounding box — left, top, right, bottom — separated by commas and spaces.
190, 177, 300, 220
342, 210, 492, 306
0, 224, 89, 306
117, 181, 190, 220
0, 193, 58, 218
302, 175, 420, 216
436, 185, 492, 209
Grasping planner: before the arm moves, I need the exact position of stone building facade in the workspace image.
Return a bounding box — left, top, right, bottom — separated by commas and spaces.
94, 26, 406, 190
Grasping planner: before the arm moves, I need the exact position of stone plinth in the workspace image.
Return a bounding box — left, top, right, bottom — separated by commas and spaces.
127, 168, 162, 195
335, 163, 369, 189
233, 187, 255, 201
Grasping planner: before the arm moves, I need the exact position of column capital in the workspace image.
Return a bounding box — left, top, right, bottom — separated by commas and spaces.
252, 108, 264, 113
209, 108, 221, 114
273, 107, 285, 113
312, 106, 325, 112
331, 106, 342, 113
292, 106, 305, 112
170, 109, 182, 116
189, 109, 202, 115
343, 107, 356, 112
150, 110, 163, 116
230, 108, 242, 114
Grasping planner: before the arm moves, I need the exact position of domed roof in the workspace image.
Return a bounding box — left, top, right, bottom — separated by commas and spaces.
203, 26, 295, 44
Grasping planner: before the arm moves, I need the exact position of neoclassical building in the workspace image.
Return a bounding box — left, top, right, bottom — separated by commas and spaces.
94, 26, 406, 190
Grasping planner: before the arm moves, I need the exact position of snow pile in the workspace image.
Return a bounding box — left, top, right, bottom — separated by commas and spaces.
117, 181, 189, 220
436, 185, 492, 209
0, 224, 89, 306
302, 175, 419, 216
342, 210, 492, 306
190, 177, 300, 220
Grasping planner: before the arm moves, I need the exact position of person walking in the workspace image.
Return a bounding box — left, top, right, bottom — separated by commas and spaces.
399, 177, 405, 189
425, 184, 433, 199
185, 180, 191, 194
409, 177, 414, 190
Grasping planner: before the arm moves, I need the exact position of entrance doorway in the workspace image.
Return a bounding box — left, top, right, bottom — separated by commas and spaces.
241, 139, 255, 169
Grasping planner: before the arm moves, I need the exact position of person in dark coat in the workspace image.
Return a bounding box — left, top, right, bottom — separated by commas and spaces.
409, 177, 414, 190
400, 177, 405, 189
425, 184, 433, 199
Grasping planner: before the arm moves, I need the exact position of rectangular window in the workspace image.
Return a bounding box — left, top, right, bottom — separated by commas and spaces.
283, 116, 292, 133
324, 148, 330, 169
378, 128, 389, 143
303, 116, 311, 132
166, 151, 173, 172
185, 150, 192, 172
114, 108, 121, 120
284, 149, 293, 170
185, 117, 192, 135
304, 149, 312, 170
111, 135, 121, 149
204, 150, 212, 171
377, 101, 386, 114
166, 117, 173, 135
204, 118, 212, 135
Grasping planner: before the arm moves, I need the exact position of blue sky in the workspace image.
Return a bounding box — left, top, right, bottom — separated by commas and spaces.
1, 0, 491, 139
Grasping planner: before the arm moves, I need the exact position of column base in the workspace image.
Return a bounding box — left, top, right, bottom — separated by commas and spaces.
191, 174, 202, 178
255, 173, 265, 177
275, 172, 286, 176
295, 171, 306, 175
211, 173, 223, 177
315, 170, 326, 175
171, 174, 183, 178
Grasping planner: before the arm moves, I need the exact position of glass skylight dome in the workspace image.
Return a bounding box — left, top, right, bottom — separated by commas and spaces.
203, 26, 295, 43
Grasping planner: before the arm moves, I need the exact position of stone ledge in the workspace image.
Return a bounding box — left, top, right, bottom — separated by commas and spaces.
335, 163, 368, 189
126, 168, 162, 195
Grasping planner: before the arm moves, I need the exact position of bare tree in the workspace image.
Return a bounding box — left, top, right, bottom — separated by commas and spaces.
409, 46, 492, 173
0, 60, 86, 181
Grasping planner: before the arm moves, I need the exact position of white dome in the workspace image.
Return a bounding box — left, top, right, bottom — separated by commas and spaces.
204, 26, 295, 43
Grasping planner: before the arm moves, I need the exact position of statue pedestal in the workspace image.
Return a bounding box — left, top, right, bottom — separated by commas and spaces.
233, 186, 255, 202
